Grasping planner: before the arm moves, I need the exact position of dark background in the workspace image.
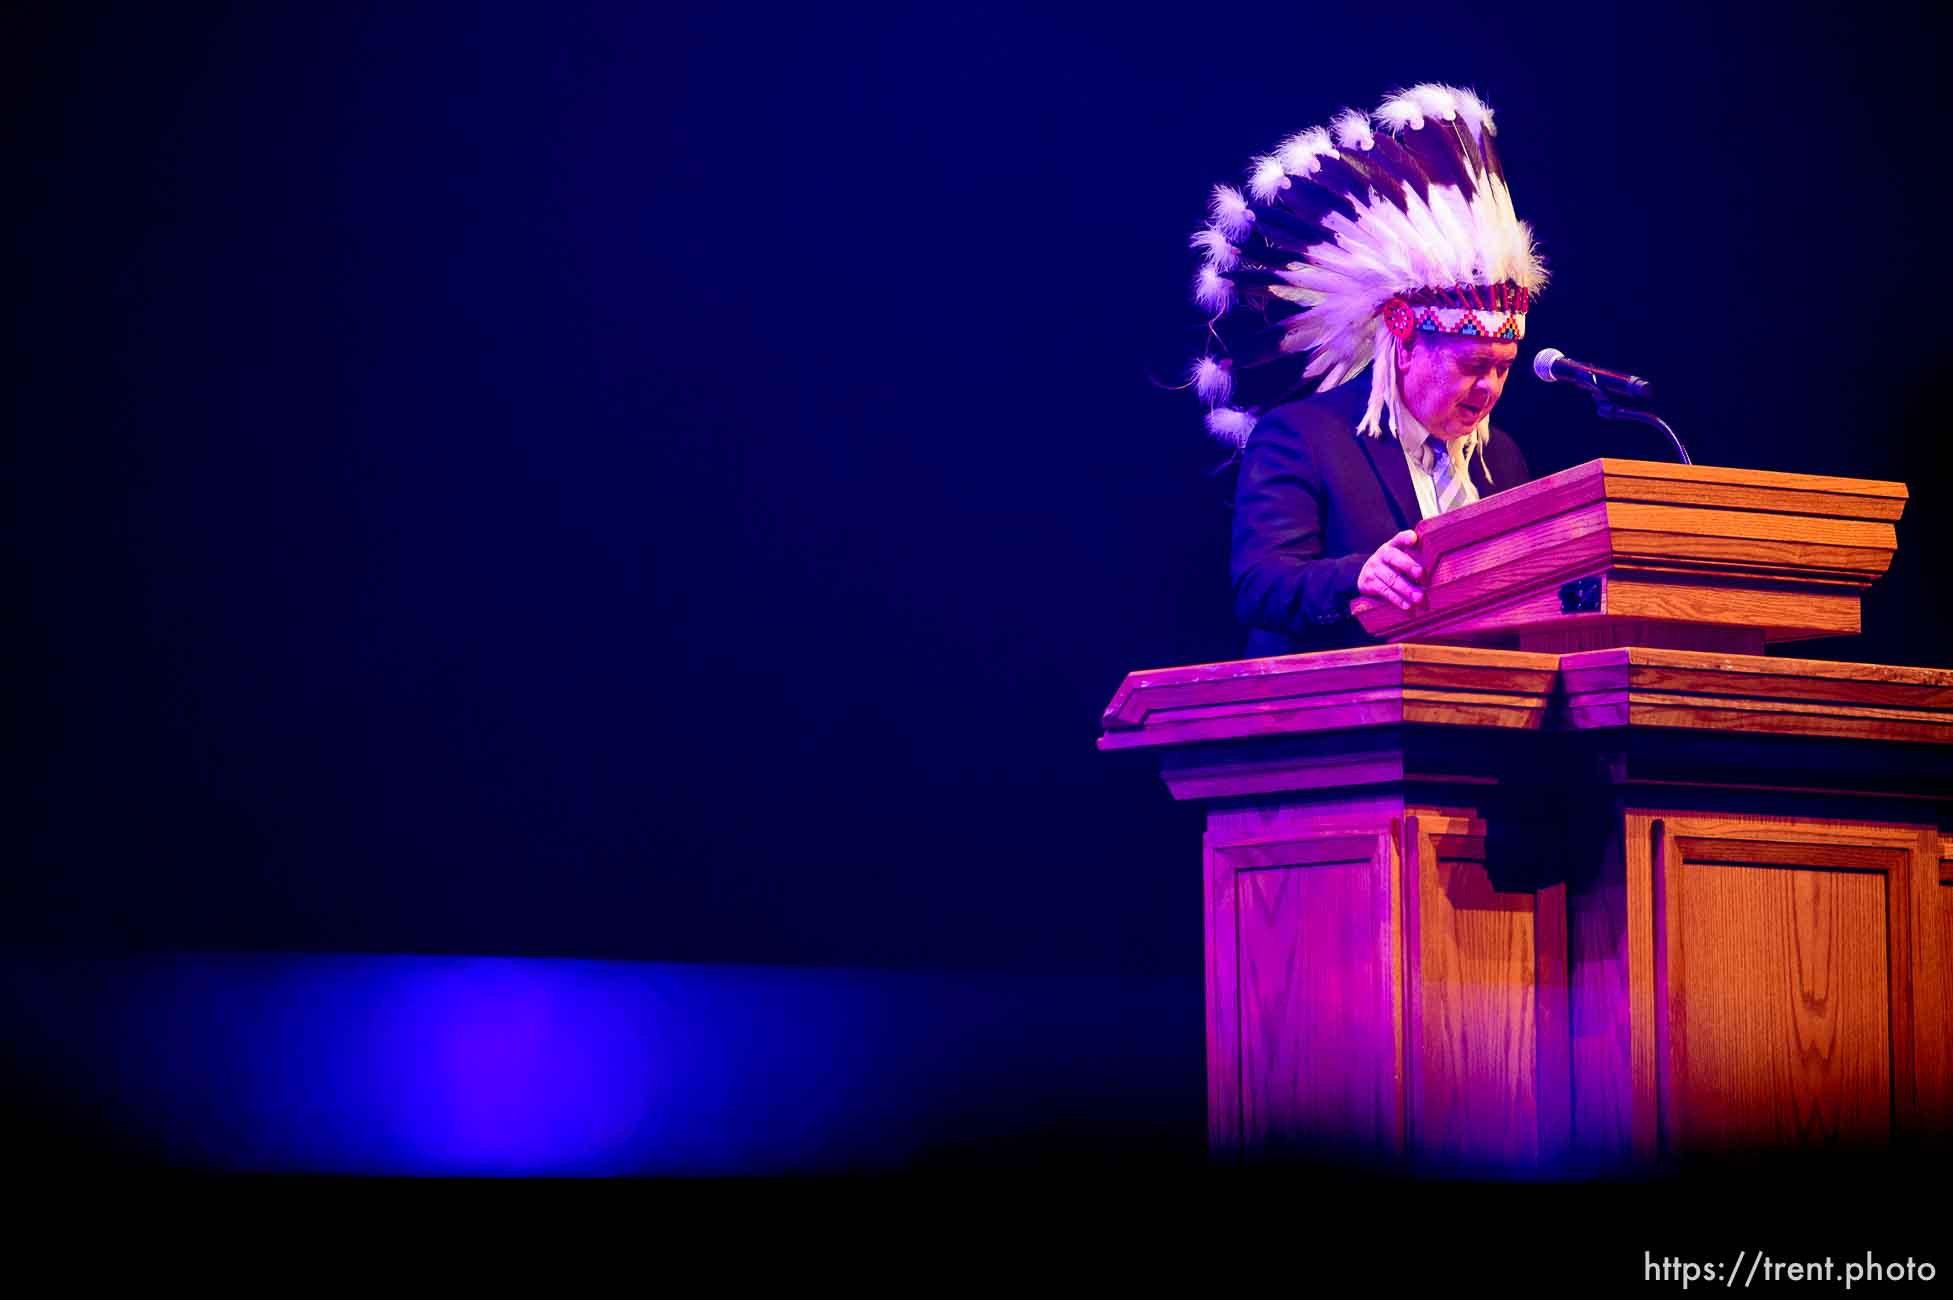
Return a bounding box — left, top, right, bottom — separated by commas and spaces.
7, 2, 1945, 976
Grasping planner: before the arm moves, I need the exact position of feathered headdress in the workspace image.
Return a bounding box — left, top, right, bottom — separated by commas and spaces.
1187, 83, 1547, 446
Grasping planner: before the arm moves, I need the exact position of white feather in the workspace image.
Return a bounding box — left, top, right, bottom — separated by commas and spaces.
1209, 185, 1253, 240
1331, 109, 1374, 151
1205, 407, 1256, 447
1266, 284, 1324, 308
1376, 91, 1424, 133
1276, 127, 1335, 176
1248, 155, 1290, 202
1194, 264, 1233, 314
1192, 355, 1233, 405
1188, 225, 1239, 270
1451, 86, 1494, 140
1358, 322, 1398, 436
1423, 185, 1480, 278
1406, 83, 1460, 122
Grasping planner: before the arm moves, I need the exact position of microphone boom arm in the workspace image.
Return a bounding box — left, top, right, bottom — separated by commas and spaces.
1590, 396, 1693, 466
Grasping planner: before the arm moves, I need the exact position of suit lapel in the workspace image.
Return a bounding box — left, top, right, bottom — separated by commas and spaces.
1468, 440, 1494, 498
1358, 431, 1420, 533
1470, 432, 1515, 498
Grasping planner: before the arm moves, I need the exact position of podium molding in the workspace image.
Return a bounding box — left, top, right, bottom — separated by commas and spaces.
1103, 460, 1951, 1173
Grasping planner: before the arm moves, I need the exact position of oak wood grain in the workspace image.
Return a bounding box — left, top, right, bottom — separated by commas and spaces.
1593, 458, 1909, 507
1105, 645, 1953, 754
1108, 635, 1953, 1171
1587, 474, 1907, 521
1403, 812, 1562, 1170
1561, 649, 1953, 700
1349, 458, 1907, 648
1204, 830, 1238, 1157
1921, 829, 1953, 1141
1519, 621, 1766, 654
1631, 814, 1660, 1164
1213, 830, 1403, 1161
1568, 811, 1635, 1168
1607, 501, 1896, 549
1658, 823, 1902, 1153
1100, 643, 1558, 750
1560, 648, 1953, 745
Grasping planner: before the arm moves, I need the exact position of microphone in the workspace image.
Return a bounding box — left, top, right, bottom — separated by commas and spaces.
1532, 348, 1654, 403
1532, 345, 1691, 464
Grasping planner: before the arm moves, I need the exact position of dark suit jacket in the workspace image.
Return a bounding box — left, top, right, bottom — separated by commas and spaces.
1231, 380, 1532, 657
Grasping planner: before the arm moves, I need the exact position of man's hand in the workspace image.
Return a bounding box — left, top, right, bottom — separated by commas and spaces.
1357, 529, 1425, 611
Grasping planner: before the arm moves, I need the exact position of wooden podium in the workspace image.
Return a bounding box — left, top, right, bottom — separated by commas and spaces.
1100, 459, 1953, 1174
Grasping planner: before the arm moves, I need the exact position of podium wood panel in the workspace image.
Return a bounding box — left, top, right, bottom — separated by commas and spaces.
1203, 800, 1568, 1171
1103, 634, 1952, 1171
1561, 648, 1953, 745
1206, 827, 1405, 1162
1657, 825, 1901, 1154
1570, 809, 1950, 1167
1099, 644, 1557, 750
1403, 814, 1568, 1172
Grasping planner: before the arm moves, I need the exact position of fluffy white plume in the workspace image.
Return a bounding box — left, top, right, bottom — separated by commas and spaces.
1205, 407, 1256, 447
1450, 86, 1494, 140
1189, 225, 1239, 270
1209, 185, 1253, 240
1248, 155, 1290, 202
1406, 83, 1460, 123
1276, 127, 1335, 176
1331, 108, 1375, 151
1375, 89, 1426, 132
1194, 263, 1233, 314
1191, 355, 1233, 405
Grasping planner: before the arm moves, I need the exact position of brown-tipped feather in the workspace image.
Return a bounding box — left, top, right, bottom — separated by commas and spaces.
1451, 116, 1494, 187
1324, 149, 1410, 211
1235, 232, 1311, 268
1364, 131, 1439, 205
1213, 311, 1306, 369
1269, 180, 1359, 232
1394, 118, 1477, 200
1477, 125, 1507, 186
1250, 200, 1336, 252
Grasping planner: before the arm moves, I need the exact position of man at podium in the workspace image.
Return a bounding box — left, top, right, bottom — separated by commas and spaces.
1178, 82, 1547, 657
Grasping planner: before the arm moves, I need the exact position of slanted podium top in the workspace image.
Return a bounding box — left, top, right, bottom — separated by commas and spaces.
1099, 643, 1953, 759
1348, 458, 1908, 652
1098, 643, 1560, 751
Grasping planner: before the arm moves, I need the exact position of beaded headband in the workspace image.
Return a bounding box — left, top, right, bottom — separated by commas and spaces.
1383, 284, 1530, 342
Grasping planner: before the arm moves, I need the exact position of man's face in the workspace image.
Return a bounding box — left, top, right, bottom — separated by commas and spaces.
1398, 334, 1519, 441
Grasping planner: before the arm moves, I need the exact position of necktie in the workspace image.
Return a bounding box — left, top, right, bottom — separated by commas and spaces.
1428, 438, 1469, 515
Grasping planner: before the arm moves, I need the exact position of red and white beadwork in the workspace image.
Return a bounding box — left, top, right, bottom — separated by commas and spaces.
1383, 282, 1529, 341
1382, 298, 1417, 341
1409, 304, 1526, 340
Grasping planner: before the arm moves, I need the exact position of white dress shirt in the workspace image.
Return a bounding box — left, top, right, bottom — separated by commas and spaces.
1392, 405, 1487, 520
